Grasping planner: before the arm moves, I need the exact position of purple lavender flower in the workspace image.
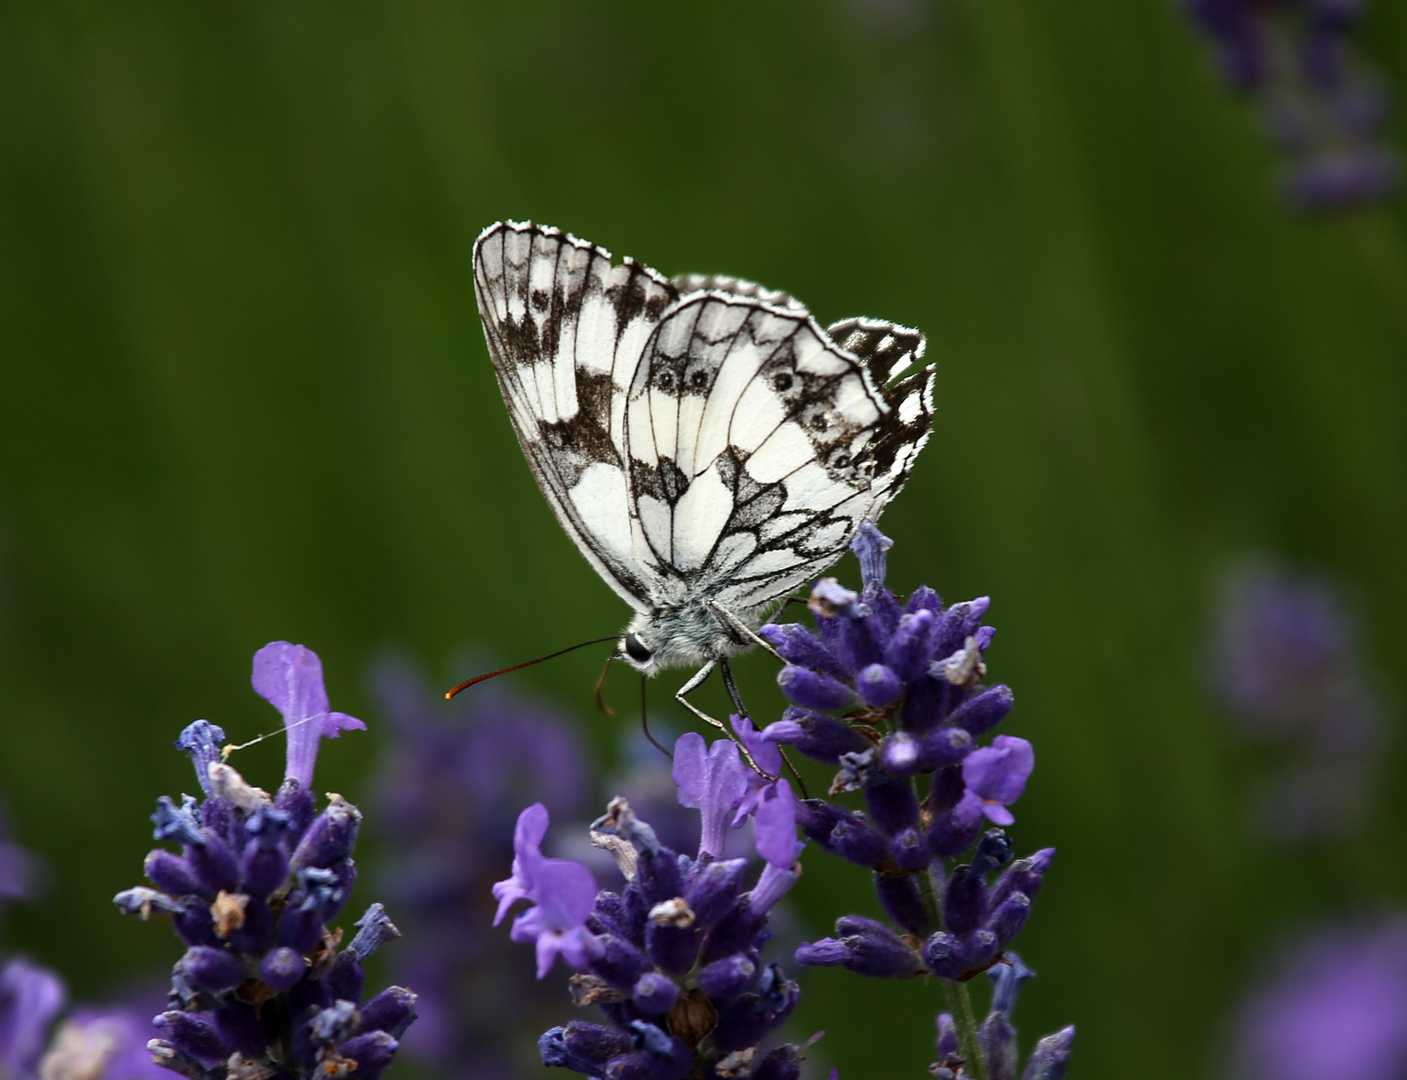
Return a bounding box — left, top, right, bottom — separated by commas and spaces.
1232, 918, 1407, 1080
366, 655, 591, 1080
114, 642, 413, 1080
252, 641, 365, 789
495, 804, 604, 978
1211, 560, 1383, 843
1183, 0, 1398, 211
496, 729, 809, 1079
954, 737, 1035, 827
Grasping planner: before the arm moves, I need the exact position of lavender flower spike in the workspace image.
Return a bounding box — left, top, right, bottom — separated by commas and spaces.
955, 735, 1035, 827
252, 641, 365, 789
0, 959, 66, 1080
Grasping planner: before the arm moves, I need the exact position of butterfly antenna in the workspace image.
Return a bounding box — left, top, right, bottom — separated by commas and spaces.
445, 636, 620, 700
594, 655, 616, 717
640, 675, 672, 761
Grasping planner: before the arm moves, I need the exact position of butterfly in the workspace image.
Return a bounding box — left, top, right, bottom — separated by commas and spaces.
472, 221, 934, 747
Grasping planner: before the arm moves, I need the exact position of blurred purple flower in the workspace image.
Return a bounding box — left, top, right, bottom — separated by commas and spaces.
252, 641, 365, 788
1233, 919, 1407, 1080
366, 653, 591, 1080
1211, 560, 1384, 843
0, 958, 64, 1080
39, 1005, 170, 1080
1183, 0, 1397, 212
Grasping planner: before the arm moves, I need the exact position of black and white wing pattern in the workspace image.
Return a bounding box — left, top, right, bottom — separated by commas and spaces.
473, 220, 934, 649
473, 221, 678, 613
623, 294, 933, 615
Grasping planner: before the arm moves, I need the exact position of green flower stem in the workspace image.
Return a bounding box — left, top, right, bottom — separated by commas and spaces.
919, 862, 987, 1080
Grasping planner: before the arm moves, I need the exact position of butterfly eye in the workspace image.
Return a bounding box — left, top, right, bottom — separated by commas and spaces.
623, 633, 653, 663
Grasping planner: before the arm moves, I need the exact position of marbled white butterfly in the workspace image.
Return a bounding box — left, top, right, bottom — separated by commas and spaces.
472, 221, 935, 743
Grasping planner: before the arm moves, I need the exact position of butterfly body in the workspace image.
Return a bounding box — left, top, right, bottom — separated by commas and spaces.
473, 221, 935, 720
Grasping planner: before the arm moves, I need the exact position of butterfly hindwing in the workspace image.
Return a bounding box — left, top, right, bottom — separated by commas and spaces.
622, 294, 935, 614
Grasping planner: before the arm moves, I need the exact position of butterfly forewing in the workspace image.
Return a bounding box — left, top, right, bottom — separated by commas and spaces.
474, 222, 679, 611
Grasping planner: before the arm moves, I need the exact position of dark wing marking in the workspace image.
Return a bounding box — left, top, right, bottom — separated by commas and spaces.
473, 221, 679, 611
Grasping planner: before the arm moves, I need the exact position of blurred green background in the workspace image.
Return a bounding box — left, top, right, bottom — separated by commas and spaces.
2, 2, 1405, 1077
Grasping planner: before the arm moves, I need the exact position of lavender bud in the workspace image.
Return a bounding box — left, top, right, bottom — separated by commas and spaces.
890, 828, 931, 873
971, 830, 1015, 878
988, 892, 1032, 945
685, 858, 747, 929
291, 797, 362, 869
763, 708, 869, 764
885, 610, 936, 681
980, 1010, 1019, 1080
275, 777, 316, 834
260, 946, 305, 991
990, 849, 1055, 910
875, 872, 930, 936
920, 726, 974, 769
964, 929, 999, 972
948, 685, 1014, 735
880, 731, 923, 776
278, 894, 326, 953
922, 932, 966, 979
698, 953, 757, 999
778, 666, 857, 711
357, 987, 418, 1039
645, 921, 698, 977
332, 1030, 398, 1080
631, 972, 679, 1016
851, 521, 893, 586
635, 848, 684, 907
795, 800, 887, 868
558, 1021, 633, 1069
153, 1011, 227, 1065
837, 611, 885, 673
145, 851, 202, 896
900, 674, 951, 733
699, 905, 764, 965
758, 623, 847, 677
798, 916, 922, 979
176, 946, 246, 992
857, 663, 903, 707
326, 951, 365, 1004
943, 865, 989, 938
589, 935, 651, 990
929, 809, 983, 859
937, 1012, 961, 1059
187, 837, 240, 896
1022, 1025, 1075, 1080
863, 774, 920, 836
539, 1027, 595, 1073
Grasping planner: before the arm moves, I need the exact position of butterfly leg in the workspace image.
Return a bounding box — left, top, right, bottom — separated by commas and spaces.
705, 600, 786, 664
720, 659, 809, 797
674, 662, 771, 777
639, 674, 672, 761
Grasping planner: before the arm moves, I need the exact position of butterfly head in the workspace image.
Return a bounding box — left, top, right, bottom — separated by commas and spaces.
619, 631, 655, 674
